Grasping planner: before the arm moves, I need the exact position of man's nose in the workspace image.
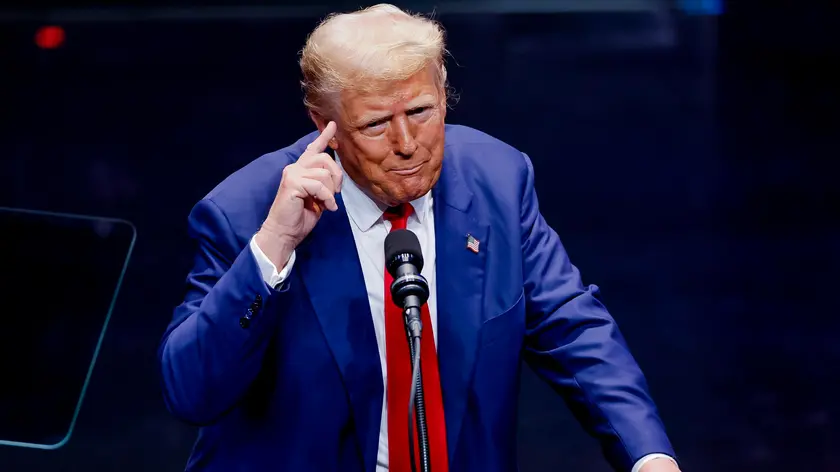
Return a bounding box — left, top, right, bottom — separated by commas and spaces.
391, 116, 417, 158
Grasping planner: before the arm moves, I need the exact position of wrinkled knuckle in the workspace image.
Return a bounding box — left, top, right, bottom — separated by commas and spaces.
287, 163, 304, 176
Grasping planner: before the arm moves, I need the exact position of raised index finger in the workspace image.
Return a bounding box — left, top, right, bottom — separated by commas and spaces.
303, 121, 337, 156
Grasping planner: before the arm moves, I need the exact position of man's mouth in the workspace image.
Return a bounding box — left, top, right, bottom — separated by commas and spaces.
391, 162, 425, 176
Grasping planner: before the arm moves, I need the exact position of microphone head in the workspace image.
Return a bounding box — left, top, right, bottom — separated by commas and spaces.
384, 229, 424, 276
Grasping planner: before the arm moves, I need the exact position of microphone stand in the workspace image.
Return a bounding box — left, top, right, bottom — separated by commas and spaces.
404, 305, 431, 472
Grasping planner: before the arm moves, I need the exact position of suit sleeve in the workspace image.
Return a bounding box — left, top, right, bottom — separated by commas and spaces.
518, 153, 675, 471
157, 197, 287, 425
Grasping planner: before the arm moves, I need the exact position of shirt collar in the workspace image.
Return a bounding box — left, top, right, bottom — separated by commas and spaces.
336, 153, 431, 232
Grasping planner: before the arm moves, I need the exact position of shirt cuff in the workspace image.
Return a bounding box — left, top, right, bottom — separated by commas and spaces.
249, 234, 296, 289
631, 454, 678, 472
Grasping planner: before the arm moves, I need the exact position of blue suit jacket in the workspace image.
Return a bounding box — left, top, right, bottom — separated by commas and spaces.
158, 125, 674, 471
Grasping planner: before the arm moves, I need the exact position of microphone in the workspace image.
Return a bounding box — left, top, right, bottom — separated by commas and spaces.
384, 229, 429, 340
384, 229, 432, 472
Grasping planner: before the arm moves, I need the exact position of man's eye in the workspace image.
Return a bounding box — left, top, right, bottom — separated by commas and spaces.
408, 107, 429, 115
366, 120, 386, 129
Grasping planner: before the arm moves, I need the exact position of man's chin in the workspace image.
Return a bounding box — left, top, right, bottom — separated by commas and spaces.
374, 172, 439, 205
383, 188, 428, 206
398, 179, 435, 202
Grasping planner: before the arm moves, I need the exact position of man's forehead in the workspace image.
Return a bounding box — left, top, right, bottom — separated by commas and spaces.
341, 85, 440, 123
353, 89, 437, 107
349, 66, 438, 98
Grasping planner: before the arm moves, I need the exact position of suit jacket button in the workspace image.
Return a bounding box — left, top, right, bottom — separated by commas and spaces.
240, 307, 254, 328
252, 294, 263, 311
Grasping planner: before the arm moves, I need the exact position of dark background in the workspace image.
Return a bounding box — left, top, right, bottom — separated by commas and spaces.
1, 0, 838, 470
0, 210, 134, 447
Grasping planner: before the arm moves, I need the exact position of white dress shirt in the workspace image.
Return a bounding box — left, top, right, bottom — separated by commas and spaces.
248, 159, 675, 472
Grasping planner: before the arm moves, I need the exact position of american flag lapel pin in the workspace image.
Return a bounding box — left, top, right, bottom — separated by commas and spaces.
466, 233, 480, 254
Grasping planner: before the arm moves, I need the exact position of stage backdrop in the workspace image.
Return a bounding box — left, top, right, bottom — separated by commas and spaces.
0, 4, 837, 471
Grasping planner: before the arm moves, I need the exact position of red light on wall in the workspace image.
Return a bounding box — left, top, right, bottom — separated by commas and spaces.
35, 26, 65, 49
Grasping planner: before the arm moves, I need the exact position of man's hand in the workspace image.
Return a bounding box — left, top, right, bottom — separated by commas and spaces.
639, 457, 681, 472
255, 121, 343, 268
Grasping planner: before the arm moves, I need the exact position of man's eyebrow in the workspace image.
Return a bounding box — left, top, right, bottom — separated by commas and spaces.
406, 95, 437, 109
354, 112, 393, 127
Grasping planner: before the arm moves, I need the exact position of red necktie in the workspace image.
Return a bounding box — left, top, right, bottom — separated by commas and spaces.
384, 203, 449, 472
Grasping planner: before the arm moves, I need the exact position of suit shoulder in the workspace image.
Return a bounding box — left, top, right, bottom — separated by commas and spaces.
445, 124, 516, 150
203, 131, 317, 211
191, 132, 317, 237
444, 124, 529, 183
205, 149, 292, 205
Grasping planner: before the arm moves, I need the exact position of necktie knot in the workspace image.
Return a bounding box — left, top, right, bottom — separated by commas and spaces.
383, 203, 413, 231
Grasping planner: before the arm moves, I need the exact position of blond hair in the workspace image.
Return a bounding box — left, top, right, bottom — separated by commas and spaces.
300, 4, 449, 117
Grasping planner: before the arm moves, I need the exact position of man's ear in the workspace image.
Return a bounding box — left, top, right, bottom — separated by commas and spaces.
309, 110, 338, 150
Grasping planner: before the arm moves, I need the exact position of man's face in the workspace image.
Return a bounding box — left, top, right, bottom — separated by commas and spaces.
324, 66, 446, 207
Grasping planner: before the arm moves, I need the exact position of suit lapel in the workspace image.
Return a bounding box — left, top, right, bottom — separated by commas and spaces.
433, 154, 489, 464
297, 194, 382, 472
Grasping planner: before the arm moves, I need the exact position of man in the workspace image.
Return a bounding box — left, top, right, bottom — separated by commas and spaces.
158, 4, 679, 472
